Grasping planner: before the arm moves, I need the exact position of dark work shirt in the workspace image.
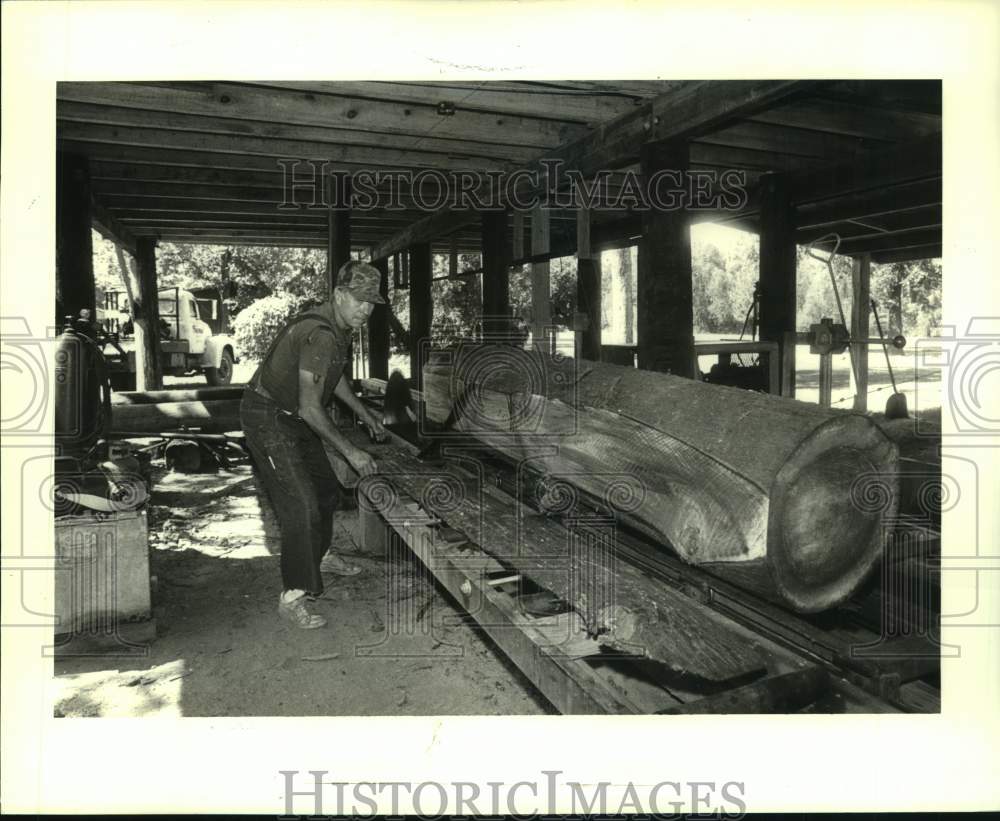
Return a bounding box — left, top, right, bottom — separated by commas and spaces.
256, 309, 352, 414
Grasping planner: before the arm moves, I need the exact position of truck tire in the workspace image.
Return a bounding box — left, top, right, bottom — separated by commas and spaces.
205, 349, 234, 386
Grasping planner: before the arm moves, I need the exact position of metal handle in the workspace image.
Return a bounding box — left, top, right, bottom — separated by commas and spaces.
805, 233, 842, 265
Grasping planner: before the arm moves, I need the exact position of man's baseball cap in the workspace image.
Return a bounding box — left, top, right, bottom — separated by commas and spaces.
337, 260, 386, 304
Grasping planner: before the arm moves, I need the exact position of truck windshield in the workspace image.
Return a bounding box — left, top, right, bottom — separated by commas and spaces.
158, 298, 177, 316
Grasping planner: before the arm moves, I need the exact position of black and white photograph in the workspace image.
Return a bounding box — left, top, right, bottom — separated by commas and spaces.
2, 1, 997, 815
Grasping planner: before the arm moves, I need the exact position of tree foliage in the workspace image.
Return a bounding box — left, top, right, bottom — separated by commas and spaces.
231, 292, 309, 360
91, 229, 942, 357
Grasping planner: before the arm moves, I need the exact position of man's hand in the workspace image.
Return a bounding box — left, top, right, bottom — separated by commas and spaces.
347, 446, 378, 478
363, 412, 388, 443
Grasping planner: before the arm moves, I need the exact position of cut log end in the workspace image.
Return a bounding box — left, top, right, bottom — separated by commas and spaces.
767, 416, 899, 612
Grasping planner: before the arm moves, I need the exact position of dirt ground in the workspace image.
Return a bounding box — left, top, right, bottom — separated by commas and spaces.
52, 462, 552, 717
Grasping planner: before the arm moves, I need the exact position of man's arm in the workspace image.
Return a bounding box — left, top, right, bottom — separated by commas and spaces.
332, 373, 387, 442
297, 369, 377, 477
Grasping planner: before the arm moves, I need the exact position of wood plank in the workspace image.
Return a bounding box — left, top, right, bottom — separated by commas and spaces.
57, 100, 537, 163
58, 121, 508, 171
361, 447, 769, 684
794, 177, 941, 229
870, 244, 941, 264
366, 489, 647, 714
57, 81, 580, 150
370, 81, 811, 258
262, 80, 648, 125
830, 227, 941, 255
698, 120, 888, 159
789, 135, 941, 205
62, 140, 426, 177
795, 206, 942, 246
750, 97, 940, 142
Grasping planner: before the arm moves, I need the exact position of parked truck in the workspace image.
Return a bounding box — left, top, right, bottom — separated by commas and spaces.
99, 286, 239, 390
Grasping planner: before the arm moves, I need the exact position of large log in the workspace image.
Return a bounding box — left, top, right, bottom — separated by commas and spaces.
111, 399, 241, 434
111, 386, 245, 405
423, 345, 900, 613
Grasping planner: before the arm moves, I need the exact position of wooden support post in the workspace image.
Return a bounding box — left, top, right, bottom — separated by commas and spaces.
408, 242, 432, 391
113, 244, 149, 390
326, 174, 352, 292
133, 237, 164, 390
56, 152, 96, 326
512, 210, 525, 261
531, 205, 552, 352
851, 253, 871, 412
481, 210, 510, 340
576, 202, 602, 362
449, 234, 459, 277
368, 257, 390, 380
637, 140, 695, 377
758, 173, 797, 396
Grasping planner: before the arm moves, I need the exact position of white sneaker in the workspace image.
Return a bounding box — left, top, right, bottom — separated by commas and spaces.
278, 592, 327, 629
320, 551, 362, 576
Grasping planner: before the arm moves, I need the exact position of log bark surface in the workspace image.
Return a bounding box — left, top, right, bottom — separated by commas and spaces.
423, 346, 899, 612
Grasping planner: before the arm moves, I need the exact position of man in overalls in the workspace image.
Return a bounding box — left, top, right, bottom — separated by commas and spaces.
240, 261, 388, 629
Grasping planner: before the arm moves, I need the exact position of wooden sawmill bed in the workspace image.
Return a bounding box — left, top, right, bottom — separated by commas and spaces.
343, 424, 939, 715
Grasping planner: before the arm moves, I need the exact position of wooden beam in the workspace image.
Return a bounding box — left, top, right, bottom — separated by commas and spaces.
61, 140, 410, 178
56, 152, 96, 326
370, 81, 811, 262
795, 207, 941, 247
481, 211, 511, 339
758, 173, 797, 394
90, 197, 138, 257
576, 200, 601, 362
794, 177, 941, 229
531, 205, 551, 351
327, 175, 351, 291
58, 121, 507, 172
697, 120, 889, 160
565, 80, 815, 173
750, 98, 940, 142
372, 208, 474, 261
133, 237, 164, 390
368, 257, 390, 381
870, 244, 941, 264
851, 254, 871, 412
262, 80, 650, 125
57, 100, 536, 164
512, 210, 525, 260
831, 227, 941, 256
790, 134, 941, 205
408, 243, 432, 391
56, 81, 578, 150
637, 140, 695, 377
